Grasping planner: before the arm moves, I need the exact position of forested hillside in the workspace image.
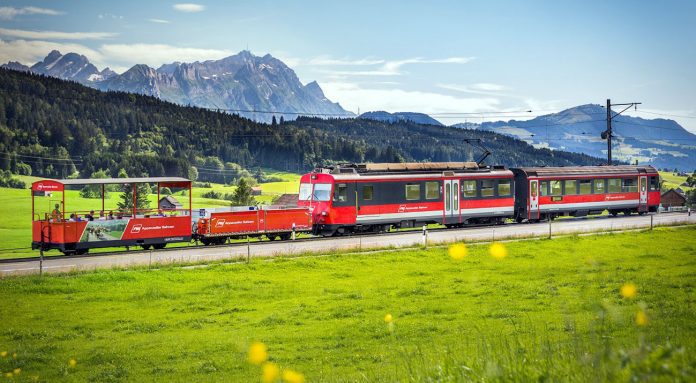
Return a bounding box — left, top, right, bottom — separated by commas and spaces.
0, 69, 605, 183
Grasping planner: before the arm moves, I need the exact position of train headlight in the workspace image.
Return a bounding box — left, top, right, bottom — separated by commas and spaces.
321, 211, 328, 216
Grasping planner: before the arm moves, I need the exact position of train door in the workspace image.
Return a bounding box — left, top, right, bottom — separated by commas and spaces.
638, 176, 648, 212
529, 179, 540, 220
444, 179, 459, 223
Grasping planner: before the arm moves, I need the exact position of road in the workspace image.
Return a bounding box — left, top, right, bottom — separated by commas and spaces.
1, 212, 694, 277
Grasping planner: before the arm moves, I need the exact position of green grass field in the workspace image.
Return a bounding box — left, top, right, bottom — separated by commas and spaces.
0, 170, 301, 259
659, 171, 693, 193
0, 227, 694, 382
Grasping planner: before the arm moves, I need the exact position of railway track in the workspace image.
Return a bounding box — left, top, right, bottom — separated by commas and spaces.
1, 212, 693, 275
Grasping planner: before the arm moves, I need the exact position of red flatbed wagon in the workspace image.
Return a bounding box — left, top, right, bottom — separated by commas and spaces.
194, 206, 312, 245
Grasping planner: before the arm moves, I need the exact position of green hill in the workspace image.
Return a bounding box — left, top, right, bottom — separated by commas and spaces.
0, 68, 605, 182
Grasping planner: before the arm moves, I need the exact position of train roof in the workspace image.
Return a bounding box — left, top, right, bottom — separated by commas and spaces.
318, 162, 505, 175
512, 165, 658, 177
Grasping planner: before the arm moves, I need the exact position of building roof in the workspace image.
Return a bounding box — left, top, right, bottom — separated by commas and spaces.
661, 189, 687, 199
159, 195, 183, 206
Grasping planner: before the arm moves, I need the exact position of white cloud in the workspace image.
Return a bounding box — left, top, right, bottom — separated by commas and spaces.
98, 43, 233, 68
321, 56, 474, 76
0, 40, 233, 74
320, 81, 501, 119
0, 27, 117, 40
148, 18, 171, 24
308, 57, 385, 66
0, 6, 63, 20
173, 3, 206, 12
0, 39, 101, 66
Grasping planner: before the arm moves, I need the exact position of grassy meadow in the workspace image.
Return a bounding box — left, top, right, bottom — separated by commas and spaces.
659, 171, 693, 192
0, 170, 301, 259
0, 227, 694, 382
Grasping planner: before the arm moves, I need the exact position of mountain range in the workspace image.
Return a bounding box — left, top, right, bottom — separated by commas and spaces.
452, 104, 696, 171
2, 50, 352, 123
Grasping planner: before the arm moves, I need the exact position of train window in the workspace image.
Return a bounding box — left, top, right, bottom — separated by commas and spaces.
462, 180, 476, 198
445, 183, 451, 210
608, 179, 622, 193
299, 183, 312, 201
564, 180, 577, 195
540, 181, 549, 196
362, 185, 373, 201
405, 184, 420, 200
550, 180, 563, 196
334, 184, 348, 202
650, 176, 660, 191
313, 183, 332, 201
623, 178, 638, 192
579, 180, 592, 194
594, 179, 605, 194
480, 179, 494, 197
425, 181, 439, 199
497, 179, 511, 197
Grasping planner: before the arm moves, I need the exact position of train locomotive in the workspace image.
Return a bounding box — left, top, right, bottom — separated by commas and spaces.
30, 162, 661, 254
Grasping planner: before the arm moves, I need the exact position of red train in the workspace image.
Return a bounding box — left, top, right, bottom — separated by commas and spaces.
297, 162, 515, 236
30, 163, 661, 254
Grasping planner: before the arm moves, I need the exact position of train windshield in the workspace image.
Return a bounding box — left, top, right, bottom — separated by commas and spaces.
298, 183, 332, 201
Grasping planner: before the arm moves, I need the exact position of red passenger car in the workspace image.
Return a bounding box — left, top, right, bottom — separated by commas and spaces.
298, 162, 515, 236
512, 165, 660, 222
31, 177, 192, 254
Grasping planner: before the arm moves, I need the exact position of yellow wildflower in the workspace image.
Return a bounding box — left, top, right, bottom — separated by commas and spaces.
282, 369, 305, 383
12, 368, 20, 375
448, 243, 468, 260
248, 342, 268, 365
636, 310, 648, 326
0, 351, 6, 357
5, 372, 12, 378
620, 283, 637, 299
261, 362, 280, 383
489, 242, 508, 259
68, 358, 77, 368
384, 313, 393, 323
11, 353, 16, 359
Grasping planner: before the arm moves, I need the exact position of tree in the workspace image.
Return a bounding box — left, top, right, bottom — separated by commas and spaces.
79, 169, 110, 199
271, 115, 277, 126
230, 177, 255, 206
116, 169, 151, 213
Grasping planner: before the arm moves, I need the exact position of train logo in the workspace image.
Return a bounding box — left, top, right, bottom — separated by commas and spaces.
130, 224, 143, 234
215, 219, 226, 228
398, 205, 406, 213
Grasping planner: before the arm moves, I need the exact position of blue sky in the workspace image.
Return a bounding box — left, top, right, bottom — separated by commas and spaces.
1, 0, 695, 132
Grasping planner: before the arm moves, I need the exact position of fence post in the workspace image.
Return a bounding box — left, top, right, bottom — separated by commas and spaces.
39, 247, 44, 276
548, 217, 552, 239
149, 249, 152, 269
292, 223, 296, 241
650, 214, 654, 230
422, 225, 428, 248
246, 235, 251, 264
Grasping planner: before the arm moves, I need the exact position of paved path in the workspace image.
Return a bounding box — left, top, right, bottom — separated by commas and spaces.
2, 212, 694, 277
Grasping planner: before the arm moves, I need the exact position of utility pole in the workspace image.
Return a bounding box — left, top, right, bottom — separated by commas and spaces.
602, 99, 641, 165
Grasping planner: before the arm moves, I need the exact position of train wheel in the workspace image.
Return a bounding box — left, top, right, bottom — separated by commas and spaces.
610, 210, 619, 217
279, 233, 291, 241
623, 209, 632, 216
266, 234, 276, 241
75, 249, 89, 255
201, 239, 211, 246
153, 243, 166, 250
141, 244, 152, 250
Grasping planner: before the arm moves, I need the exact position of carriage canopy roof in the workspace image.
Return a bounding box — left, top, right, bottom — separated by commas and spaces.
32, 177, 190, 192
